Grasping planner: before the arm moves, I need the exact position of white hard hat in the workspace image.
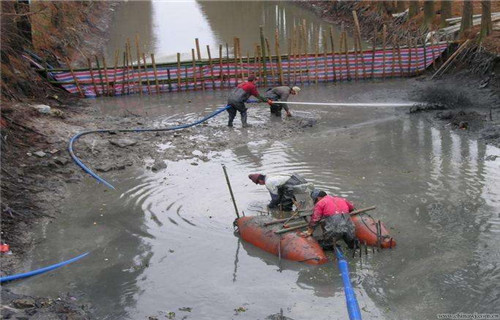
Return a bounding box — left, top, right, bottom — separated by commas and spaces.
292, 86, 301, 93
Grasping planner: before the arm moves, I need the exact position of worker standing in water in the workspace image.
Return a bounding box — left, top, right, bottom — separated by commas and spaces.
301, 190, 358, 249
227, 75, 271, 128
264, 86, 300, 117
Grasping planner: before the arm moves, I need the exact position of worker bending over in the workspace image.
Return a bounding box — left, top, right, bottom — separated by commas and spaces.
227, 75, 271, 128
264, 86, 300, 117
248, 173, 309, 211
301, 190, 357, 249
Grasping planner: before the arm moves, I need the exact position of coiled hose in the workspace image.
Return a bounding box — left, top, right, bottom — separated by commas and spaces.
0, 252, 89, 283
69, 104, 231, 190
335, 247, 362, 320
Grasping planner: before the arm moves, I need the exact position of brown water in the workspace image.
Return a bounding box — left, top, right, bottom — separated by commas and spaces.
105, 0, 364, 63
8, 79, 500, 319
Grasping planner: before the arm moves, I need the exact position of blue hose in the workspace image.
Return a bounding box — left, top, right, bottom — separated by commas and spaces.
335, 247, 362, 320
69, 105, 231, 190
0, 252, 89, 283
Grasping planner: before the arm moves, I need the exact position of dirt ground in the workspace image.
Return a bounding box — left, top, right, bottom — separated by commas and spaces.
1, 1, 500, 319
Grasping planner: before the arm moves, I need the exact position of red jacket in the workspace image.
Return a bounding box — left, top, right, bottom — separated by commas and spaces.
237, 81, 260, 97
310, 195, 354, 226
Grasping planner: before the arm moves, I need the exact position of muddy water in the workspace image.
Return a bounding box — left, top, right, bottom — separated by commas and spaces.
105, 0, 363, 63
7, 79, 500, 319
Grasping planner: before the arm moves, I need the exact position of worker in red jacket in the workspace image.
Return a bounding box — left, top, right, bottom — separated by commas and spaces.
301, 190, 357, 248
227, 75, 271, 127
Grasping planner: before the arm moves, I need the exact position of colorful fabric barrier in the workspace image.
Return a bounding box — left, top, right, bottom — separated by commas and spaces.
49, 44, 448, 98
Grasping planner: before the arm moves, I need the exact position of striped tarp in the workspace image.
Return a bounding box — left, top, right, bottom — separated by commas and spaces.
49, 44, 448, 98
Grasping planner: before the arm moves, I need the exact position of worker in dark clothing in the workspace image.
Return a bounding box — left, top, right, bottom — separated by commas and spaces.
264, 86, 300, 117
301, 190, 357, 249
227, 75, 270, 127
248, 172, 309, 211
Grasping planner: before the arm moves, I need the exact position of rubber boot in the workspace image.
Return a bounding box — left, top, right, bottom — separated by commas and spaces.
241, 112, 250, 128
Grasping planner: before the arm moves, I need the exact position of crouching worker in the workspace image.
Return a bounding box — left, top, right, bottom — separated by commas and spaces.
301, 190, 357, 249
248, 173, 308, 211
264, 86, 300, 117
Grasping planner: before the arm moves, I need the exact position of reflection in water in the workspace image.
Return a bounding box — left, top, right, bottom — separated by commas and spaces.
106, 1, 361, 64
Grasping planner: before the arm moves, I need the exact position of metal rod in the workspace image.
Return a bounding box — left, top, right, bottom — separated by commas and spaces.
222, 164, 240, 219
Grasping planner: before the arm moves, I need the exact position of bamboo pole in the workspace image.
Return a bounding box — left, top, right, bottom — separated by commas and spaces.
275, 28, 284, 85
233, 38, 239, 86
382, 25, 387, 79
397, 43, 403, 77
265, 38, 275, 85
95, 56, 106, 95
176, 53, 181, 92
195, 38, 201, 60
407, 38, 412, 75
191, 48, 197, 91
237, 37, 244, 80
391, 41, 396, 77
225, 43, 231, 86
135, 35, 143, 96
123, 51, 129, 94
166, 69, 172, 92
65, 57, 85, 97
371, 27, 376, 79
330, 27, 336, 82
287, 37, 292, 84
151, 53, 160, 94
314, 29, 319, 84
142, 53, 151, 94
219, 44, 224, 88
126, 39, 136, 94
303, 21, 310, 84
431, 39, 470, 79
87, 57, 99, 96
112, 50, 119, 96
207, 45, 216, 89
354, 35, 359, 81
102, 55, 110, 96
343, 31, 350, 81
259, 26, 268, 86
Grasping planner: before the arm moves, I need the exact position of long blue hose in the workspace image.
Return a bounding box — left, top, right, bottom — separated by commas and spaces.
0, 252, 89, 283
335, 247, 362, 320
69, 105, 231, 190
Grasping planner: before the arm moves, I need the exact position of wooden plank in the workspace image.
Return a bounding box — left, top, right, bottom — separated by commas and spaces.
151, 53, 160, 94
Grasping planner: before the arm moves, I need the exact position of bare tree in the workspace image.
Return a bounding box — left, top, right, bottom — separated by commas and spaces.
409, 1, 420, 18
423, 0, 435, 29
479, 0, 492, 41
440, 1, 452, 27
459, 0, 473, 38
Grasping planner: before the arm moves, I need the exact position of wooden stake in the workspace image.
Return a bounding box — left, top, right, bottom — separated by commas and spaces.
65, 57, 84, 97
237, 38, 244, 80
195, 38, 201, 60
166, 69, 172, 92
151, 53, 160, 94
257, 44, 263, 80
382, 25, 387, 79
371, 27, 376, 79
219, 44, 224, 88
87, 57, 99, 96
314, 29, 319, 84
292, 27, 297, 84
112, 50, 119, 96
397, 43, 404, 77
275, 28, 284, 85
430, 35, 436, 69
95, 56, 105, 96
265, 38, 275, 85
303, 22, 310, 84
123, 51, 129, 94
259, 26, 268, 87
391, 41, 396, 77
407, 38, 412, 75
287, 37, 292, 83
225, 43, 231, 86
354, 35, 359, 80
191, 48, 197, 91
431, 39, 470, 79
176, 53, 181, 92
415, 38, 421, 75
184, 66, 188, 91
102, 55, 110, 95
323, 30, 328, 82
233, 38, 239, 86
142, 53, 151, 94
126, 39, 135, 94
330, 27, 336, 82
207, 45, 216, 89
135, 35, 143, 96
343, 31, 350, 81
